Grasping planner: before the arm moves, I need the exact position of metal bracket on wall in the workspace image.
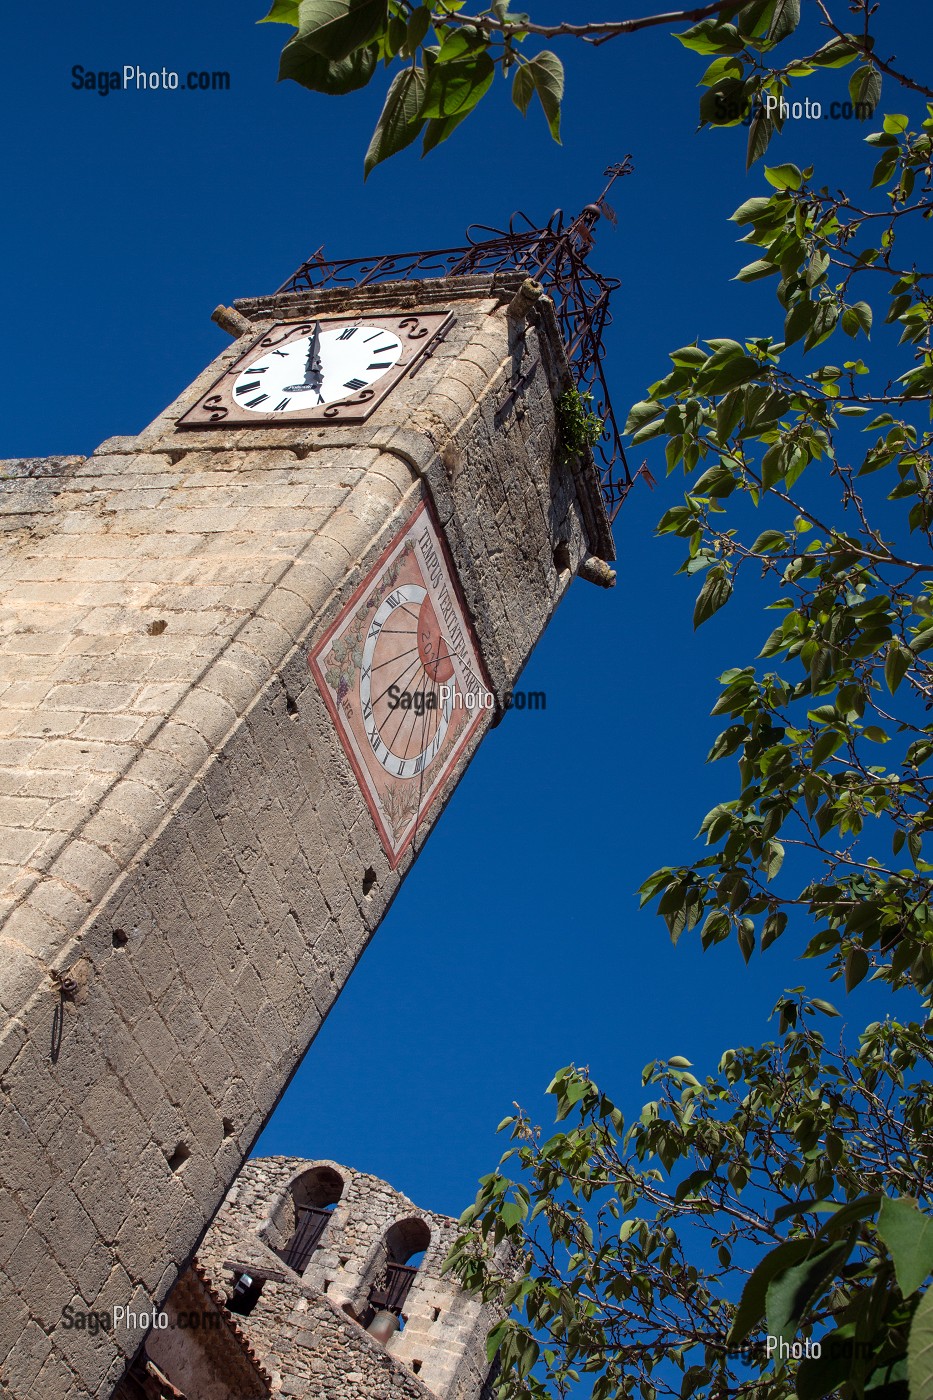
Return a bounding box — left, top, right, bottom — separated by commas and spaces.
407, 314, 457, 379
496, 358, 540, 422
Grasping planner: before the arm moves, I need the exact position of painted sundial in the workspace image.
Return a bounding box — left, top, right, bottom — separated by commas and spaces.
310, 500, 494, 865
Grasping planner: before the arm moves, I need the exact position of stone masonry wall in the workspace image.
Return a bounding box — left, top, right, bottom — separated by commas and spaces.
0, 275, 609, 1398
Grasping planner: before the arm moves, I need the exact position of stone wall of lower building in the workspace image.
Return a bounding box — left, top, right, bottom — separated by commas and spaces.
116, 1265, 271, 1400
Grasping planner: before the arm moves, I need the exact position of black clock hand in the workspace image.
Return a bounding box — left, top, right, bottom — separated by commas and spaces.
285, 322, 325, 395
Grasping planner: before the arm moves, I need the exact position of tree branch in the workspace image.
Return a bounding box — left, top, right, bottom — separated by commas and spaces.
814, 0, 933, 100
439, 1, 739, 47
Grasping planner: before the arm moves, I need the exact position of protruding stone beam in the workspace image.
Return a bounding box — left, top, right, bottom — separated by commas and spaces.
211, 304, 257, 338
578, 555, 617, 588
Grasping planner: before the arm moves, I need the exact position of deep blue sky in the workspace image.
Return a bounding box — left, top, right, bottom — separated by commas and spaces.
5, 4, 931, 1219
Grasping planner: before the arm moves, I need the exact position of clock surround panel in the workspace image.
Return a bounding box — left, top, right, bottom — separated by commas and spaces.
177, 310, 454, 429
309, 498, 493, 867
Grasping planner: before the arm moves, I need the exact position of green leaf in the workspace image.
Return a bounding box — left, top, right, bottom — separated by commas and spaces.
810, 998, 840, 1017
422, 51, 494, 117
363, 65, 426, 177
751, 530, 789, 554
669, 345, 710, 368
864, 1355, 909, 1396
500, 1199, 528, 1228
729, 1238, 826, 1344
437, 25, 486, 63
699, 354, 761, 392
846, 947, 870, 991
694, 567, 732, 629
883, 113, 909, 134
849, 64, 882, 118
908, 1286, 933, 1400
731, 195, 774, 224
785, 299, 814, 347
699, 54, 744, 87
876, 1196, 933, 1297
260, 0, 301, 23
624, 400, 662, 435
765, 162, 803, 190
291, 0, 387, 61
766, 1241, 852, 1362
421, 108, 469, 154
676, 19, 744, 55
518, 51, 564, 141
805, 300, 839, 351
884, 641, 911, 694
852, 301, 873, 337
872, 146, 900, 187
818, 1194, 883, 1238
797, 1325, 863, 1400
735, 259, 777, 282
810, 35, 859, 68
761, 910, 787, 950
812, 729, 843, 765
512, 62, 534, 115
279, 36, 378, 91
404, 6, 432, 53
747, 109, 774, 169
767, 0, 800, 43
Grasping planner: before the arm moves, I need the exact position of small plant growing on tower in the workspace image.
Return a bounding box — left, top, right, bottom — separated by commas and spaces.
557, 386, 604, 463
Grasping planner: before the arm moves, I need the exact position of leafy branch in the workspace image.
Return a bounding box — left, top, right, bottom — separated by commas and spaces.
630, 88, 933, 998
262, 0, 933, 175
446, 1006, 933, 1399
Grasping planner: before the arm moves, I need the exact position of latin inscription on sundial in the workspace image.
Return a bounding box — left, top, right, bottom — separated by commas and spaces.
310, 501, 493, 866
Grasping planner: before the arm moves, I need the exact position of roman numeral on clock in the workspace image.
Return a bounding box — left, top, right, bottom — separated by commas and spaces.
368, 362, 392, 371
274, 398, 291, 411
235, 381, 261, 396
246, 394, 269, 408
337, 327, 357, 340
344, 378, 367, 391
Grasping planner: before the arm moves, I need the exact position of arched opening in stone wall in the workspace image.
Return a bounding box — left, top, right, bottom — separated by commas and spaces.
367, 1216, 431, 1323
274, 1164, 344, 1275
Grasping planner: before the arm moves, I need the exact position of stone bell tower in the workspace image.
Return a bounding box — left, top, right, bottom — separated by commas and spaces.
0, 174, 631, 1399
113, 1156, 505, 1400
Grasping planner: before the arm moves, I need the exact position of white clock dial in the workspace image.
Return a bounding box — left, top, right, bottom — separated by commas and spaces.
232, 323, 403, 414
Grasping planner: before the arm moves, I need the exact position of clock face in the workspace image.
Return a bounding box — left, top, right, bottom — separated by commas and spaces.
177, 311, 453, 429
231, 324, 403, 414
309, 500, 493, 866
